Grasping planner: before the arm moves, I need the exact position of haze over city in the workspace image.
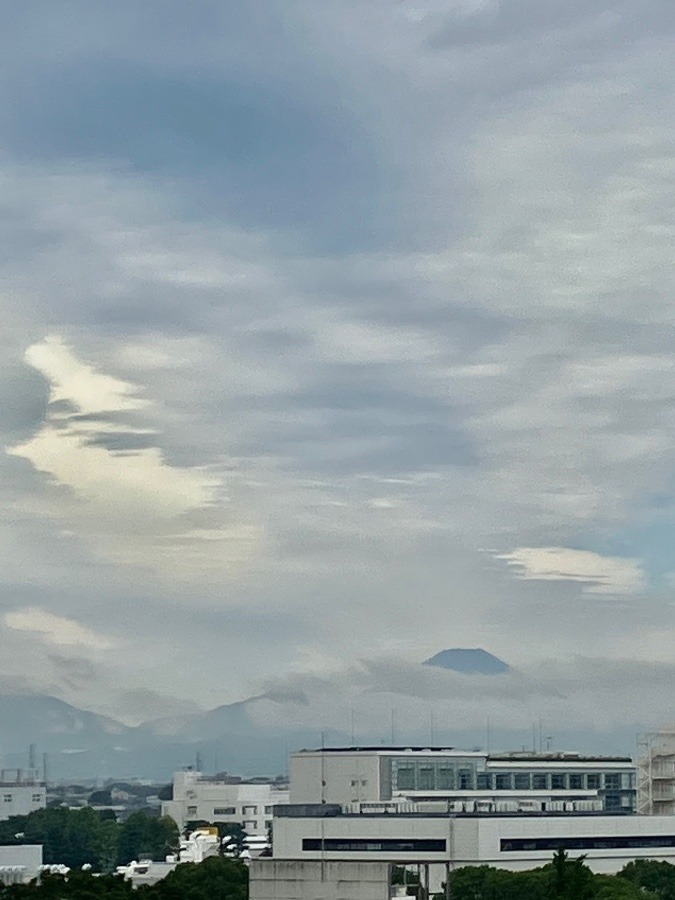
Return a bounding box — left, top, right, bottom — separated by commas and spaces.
1, 0, 674, 759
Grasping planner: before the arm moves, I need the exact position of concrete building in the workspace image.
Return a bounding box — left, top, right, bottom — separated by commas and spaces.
0, 769, 46, 821
161, 769, 289, 836
638, 727, 675, 815
0, 845, 42, 885
250, 806, 675, 899
290, 747, 636, 814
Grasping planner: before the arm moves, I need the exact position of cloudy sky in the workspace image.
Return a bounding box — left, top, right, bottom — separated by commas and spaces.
1, 0, 674, 734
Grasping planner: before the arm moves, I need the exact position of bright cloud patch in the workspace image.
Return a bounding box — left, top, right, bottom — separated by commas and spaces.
4, 608, 115, 650
7, 337, 258, 585
496, 547, 644, 595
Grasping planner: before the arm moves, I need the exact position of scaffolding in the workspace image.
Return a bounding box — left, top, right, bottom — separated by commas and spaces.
637, 727, 675, 816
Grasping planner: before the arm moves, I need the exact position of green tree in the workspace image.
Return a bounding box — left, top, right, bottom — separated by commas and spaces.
618, 859, 675, 899
116, 813, 178, 865
148, 856, 248, 900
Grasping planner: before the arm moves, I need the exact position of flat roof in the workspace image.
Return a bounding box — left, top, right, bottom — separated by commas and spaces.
293, 747, 632, 762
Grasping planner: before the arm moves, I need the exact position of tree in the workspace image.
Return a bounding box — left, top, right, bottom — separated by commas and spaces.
618, 859, 675, 899
116, 813, 178, 865
148, 856, 248, 900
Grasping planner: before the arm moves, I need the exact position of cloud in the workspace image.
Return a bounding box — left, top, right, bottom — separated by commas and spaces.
0, 0, 672, 718
4, 608, 115, 650
7, 336, 259, 588
495, 547, 645, 594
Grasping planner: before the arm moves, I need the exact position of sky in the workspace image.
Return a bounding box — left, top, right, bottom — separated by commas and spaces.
0, 0, 674, 738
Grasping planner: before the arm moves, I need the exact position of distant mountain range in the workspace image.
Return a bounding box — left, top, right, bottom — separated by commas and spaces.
0, 650, 641, 781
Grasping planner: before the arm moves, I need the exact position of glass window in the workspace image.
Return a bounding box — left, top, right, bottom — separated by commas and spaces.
437, 767, 454, 790
551, 774, 566, 790
604, 774, 621, 790
514, 773, 530, 790
457, 769, 473, 790
214, 807, 236, 816
569, 774, 583, 790
476, 774, 492, 790
495, 774, 512, 790
244, 821, 257, 831
3, 795, 11, 803
418, 766, 435, 790
587, 774, 600, 790
32, 793, 42, 802
396, 766, 415, 791
243, 805, 258, 815
265, 820, 272, 829
187, 805, 197, 816
532, 774, 547, 790
264, 806, 273, 814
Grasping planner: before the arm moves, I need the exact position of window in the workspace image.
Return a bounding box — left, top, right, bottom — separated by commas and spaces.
495, 774, 512, 790
3, 795, 11, 803
303, 838, 446, 853
350, 780, 358, 787
551, 774, 566, 790
242, 805, 258, 815
569, 774, 583, 790
418, 767, 435, 790
244, 821, 257, 831
532, 774, 547, 790
265, 820, 272, 829
502, 835, 675, 852
476, 774, 492, 790
604, 774, 621, 791
514, 773, 531, 790
264, 806, 273, 814
437, 767, 454, 790
457, 769, 473, 790
187, 805, 197, 816
587, 774, 600, 790
32, 794, 42, 802
396, 766, 415, 791
213, 807, 236, 816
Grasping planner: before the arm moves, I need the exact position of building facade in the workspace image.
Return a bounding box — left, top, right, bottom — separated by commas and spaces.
0, 770, 46, 821
290, 747, 636, 815
250, 807, 675, 898
161, 770, 289, 836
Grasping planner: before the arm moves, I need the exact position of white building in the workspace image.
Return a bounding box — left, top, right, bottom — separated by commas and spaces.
161, 770, 289, 836
638, 727, 675, 815
290, 747, 636, 814
251, 807, 675, 899
0, 769, 46, 821
0, 845, 42, 885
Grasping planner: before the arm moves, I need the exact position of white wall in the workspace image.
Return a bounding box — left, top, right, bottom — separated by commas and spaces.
290, 753, 383, 805
0, 785, 46, 821
250, 859, 391, 900
0, 845, 42, 883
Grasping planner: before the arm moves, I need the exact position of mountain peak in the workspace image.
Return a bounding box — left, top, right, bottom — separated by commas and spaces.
423, 648, 510, 675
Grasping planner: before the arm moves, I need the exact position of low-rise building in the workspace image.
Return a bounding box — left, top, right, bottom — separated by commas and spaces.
251, 805, 675, 899
161, 769, 289, 836
0, 769, 46, 821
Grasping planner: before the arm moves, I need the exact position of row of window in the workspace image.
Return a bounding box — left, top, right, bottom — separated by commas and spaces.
393, 763, 632, 793
3, 794, 42, 803
302, 839, 447, 853
186, 805, 273, 817
501, 835, 675, 852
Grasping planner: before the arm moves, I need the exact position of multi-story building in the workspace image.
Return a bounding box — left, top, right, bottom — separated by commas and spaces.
290, 747, 636, 815
0, 770, 46, 821
638, 727, 675, 815
161, 770, 289, 836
